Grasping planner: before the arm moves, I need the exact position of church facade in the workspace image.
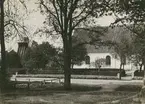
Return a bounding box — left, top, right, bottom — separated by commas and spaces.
73, 46, 133, 70
73, 26, 135, 70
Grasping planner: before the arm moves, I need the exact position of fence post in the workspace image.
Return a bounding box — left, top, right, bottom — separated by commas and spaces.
59, 78, 61, 83
44, 80, 45, 84
132, 72, 134, 79
28, 79, 30, 90
41, 80, 43, 87
14, 78, 17, 88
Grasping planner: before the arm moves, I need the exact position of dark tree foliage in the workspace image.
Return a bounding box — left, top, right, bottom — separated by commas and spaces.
103, 0, 145, 26
113, 36, 132, 79
6, 50, 22, 68
130, 25, 145, 71
0, 0, 28, 89
38, 0, 107, 90
131, 36, 145, 71
104, 0, 145, 78
22, 42, 57, 70
71, 37, 87, 67
52, 42, 87, 70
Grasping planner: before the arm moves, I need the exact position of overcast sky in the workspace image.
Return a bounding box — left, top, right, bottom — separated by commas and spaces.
5, 0, 115, 52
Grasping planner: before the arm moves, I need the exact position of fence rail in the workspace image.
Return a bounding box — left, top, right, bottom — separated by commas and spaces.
12, 77, 62, 89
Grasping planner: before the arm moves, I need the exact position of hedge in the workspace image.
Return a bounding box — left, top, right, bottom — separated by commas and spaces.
134, 70, 144, 77
71, 68, 126, 76
28, 68, 126, 77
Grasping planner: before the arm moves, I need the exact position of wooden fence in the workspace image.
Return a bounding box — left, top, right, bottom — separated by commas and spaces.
12, 77, 62, 89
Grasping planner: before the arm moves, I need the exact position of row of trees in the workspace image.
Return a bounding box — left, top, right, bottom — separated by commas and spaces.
110, 0, 145, 74
38, 0, 145, 89
0, 40, 87, 73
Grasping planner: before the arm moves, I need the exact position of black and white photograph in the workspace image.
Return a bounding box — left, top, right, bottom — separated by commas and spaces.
0, 0, 145, 104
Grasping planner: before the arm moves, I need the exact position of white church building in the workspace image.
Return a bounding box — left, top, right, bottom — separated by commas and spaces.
73, 45, 133, 70
73, 26, 135, 70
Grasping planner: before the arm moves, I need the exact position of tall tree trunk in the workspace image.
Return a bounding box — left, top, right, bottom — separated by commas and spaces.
71, 63, 74, 69
63, 38, 71, 90
122, 64, 124, 70
140, 64, 143, 72
143, 57, 145, 85
0, 0, 7, 89
119, 63, 122, 80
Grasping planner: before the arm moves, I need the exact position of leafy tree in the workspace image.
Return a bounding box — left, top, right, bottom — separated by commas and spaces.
22, 42, 57, 71
112, 32, 133, 79
6, 50, 22, 68
130, 25, 145, 71
95, 58, 106, 68
0, 0, 28, 89
71, 37, 87, 68
50, 51, 64, 71
37, 0, 107, 90
50, 43, 87, 71
130, 52, 144, 72
105, 0, 145, 79
103, 0, 145, 26
95, 0, 145, 79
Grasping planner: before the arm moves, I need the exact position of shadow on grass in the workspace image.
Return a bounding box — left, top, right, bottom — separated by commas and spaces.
66, 84, 102, 91
115, 85, 142, 92
2, 83, 102, 97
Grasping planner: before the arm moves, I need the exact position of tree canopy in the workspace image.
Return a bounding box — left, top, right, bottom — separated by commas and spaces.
22, 42, 57, 70
71, 37, 87, 67
36, 0, 108, 89
0, 0, 29, 89
6, 50, 22, 68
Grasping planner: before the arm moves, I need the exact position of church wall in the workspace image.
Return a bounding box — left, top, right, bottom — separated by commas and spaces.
73, 52, 133, 70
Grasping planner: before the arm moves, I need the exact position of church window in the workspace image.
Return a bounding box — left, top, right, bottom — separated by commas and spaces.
85, 56, 90, 64
106, 55, 111, 65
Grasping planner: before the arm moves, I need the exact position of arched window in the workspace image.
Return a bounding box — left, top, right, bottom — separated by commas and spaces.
85, 56, 90, 64
106, 55, 111, 65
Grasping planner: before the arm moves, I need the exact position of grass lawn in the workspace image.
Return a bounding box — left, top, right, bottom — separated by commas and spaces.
0, 83, 142, 104
3, 91, 138, 104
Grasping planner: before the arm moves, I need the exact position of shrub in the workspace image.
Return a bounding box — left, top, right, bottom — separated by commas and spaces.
27, 68, 126, 77
134, 70, 144, 77
71, 68, 126, 76
29, 69, 64, 74
115, 85, 142, 92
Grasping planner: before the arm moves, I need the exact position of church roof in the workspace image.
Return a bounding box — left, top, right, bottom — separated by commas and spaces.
73, 26, 133, 53
85, 45, 114, 53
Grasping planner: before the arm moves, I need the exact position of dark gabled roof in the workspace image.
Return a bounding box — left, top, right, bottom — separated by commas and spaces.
105, 26, 133, 43
85, 45, 114, 53
73, 26, 133, 53
73, 26, 107, 44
